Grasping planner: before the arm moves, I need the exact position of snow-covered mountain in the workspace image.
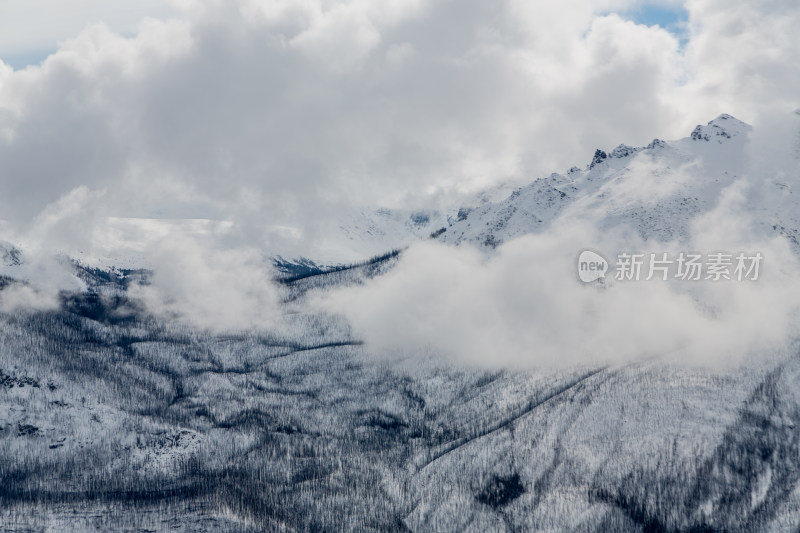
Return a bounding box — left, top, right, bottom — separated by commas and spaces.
3, 114, 800, 532
435, 114, 784, 249
331, 114, 798, 261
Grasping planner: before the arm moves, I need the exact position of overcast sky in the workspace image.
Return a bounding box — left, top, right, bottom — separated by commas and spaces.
0, 0, 798, 253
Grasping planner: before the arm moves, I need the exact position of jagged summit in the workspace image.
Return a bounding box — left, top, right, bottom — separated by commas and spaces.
308, 112, 771, 256
690, 113, 750, 142
586, 114, 748, 171
589, 149, 608, 169
0, 241, 22, 267
610, 144, 639, 158
588, 144, 642, 169
434, 113, 797, 250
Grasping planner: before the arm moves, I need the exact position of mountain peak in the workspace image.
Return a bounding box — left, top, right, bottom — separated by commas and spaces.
589, 149, 608, 169
0, 241, 22, 267
690, 113, 750, 142
709, 113, 749, 127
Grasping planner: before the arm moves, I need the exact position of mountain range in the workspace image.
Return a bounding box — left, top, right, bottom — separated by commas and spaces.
2, 114, 800, 531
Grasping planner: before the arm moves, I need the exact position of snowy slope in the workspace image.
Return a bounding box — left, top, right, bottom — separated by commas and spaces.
1, 276, 797, 531
3, 114, 800, 531
438, 114, 769, 249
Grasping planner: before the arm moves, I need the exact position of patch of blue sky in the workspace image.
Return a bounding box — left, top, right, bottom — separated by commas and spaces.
1, 49, 54, 70
625, 2, 689, 46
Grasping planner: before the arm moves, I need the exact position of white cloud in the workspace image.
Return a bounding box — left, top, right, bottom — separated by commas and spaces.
678, 0, 800, 123
129, 235, 283, 331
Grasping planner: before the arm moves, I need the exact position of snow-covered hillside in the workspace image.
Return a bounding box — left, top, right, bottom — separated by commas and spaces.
436, 114, 786, 249
300, 113, 798, 262
3, 114, 800, 532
